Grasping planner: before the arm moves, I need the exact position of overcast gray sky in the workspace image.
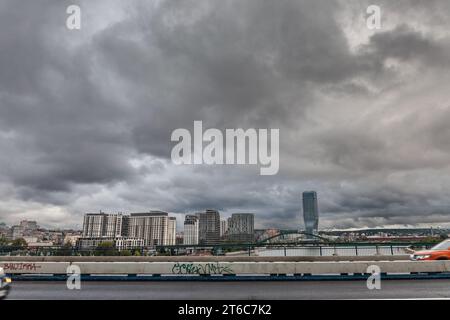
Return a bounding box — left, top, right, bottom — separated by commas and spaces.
1, 0, 450, 230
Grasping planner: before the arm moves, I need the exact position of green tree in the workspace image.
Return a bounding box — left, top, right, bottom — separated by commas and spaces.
0, 236, 8, 246
11, 238, 27, 248
120, 249, 131, 256
57, 242, 74, 256
95, 241, 117, 256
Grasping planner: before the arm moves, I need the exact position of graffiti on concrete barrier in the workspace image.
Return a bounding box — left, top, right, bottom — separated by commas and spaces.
172, 262, 234, 275
2, 263, 42, 272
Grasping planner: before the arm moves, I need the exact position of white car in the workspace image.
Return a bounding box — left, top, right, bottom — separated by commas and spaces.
0, 267, 11, 300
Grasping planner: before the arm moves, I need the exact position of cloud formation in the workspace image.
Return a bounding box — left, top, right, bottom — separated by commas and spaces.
1, 0, 450, 230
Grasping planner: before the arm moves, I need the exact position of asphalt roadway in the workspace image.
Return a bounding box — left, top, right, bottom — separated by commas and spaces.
5, 279, 450, 299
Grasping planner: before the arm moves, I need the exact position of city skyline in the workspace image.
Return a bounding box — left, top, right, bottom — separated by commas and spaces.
2, 1, 450, 230
4, 206, 450, 234
1, 211, 445, 250
4, 194, 450, 231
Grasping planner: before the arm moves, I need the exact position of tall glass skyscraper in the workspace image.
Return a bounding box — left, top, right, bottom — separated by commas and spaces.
302, 191, 319, 235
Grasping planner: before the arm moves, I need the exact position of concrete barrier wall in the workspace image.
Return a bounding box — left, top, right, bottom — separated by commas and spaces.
0, 262, 70, 274
1, 260, 449, 275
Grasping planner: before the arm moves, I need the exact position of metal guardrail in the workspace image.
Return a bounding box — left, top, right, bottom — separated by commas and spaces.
0, 255, 410, 262
0, 242, 435, 257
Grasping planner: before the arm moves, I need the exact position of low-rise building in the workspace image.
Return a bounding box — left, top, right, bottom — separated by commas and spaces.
11, 225, 24, 240
77, 236, 144, 251
64, 234, 81, 246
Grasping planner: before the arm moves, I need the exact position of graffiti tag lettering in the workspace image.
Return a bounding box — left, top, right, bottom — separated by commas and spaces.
172, 262, 234, 275
3, 263, 42, 272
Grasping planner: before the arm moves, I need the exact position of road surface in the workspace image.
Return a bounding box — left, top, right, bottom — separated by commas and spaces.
6, 280, 450, 299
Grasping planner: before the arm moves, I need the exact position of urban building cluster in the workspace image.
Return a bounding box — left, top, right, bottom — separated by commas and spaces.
0, 191, 322, 251
0, 220, 81, 247
3, 189, 443, 253
182, 210, 255, 245
78, 209, 255, 250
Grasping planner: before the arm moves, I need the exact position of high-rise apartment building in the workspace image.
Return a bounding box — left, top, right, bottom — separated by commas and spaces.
82, 211, 176, 247
227, 213, 254, 242
168, 217, 177, 246
198, 209, 221, 245
183, 215, 199, 245
128, 211, 176, 246
220, 219, 228, 237
82, 212, 125, 238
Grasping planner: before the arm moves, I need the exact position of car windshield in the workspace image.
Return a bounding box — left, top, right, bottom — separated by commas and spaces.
431, 240, 450, 250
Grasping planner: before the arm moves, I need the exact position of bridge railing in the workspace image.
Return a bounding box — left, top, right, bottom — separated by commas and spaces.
0, 242, 435, 257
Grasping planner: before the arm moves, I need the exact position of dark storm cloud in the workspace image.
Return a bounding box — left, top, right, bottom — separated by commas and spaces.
92, 0, 368, 157
364, 25, 450, 66
0, 1, 137, 195
1, 0, 450, 228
